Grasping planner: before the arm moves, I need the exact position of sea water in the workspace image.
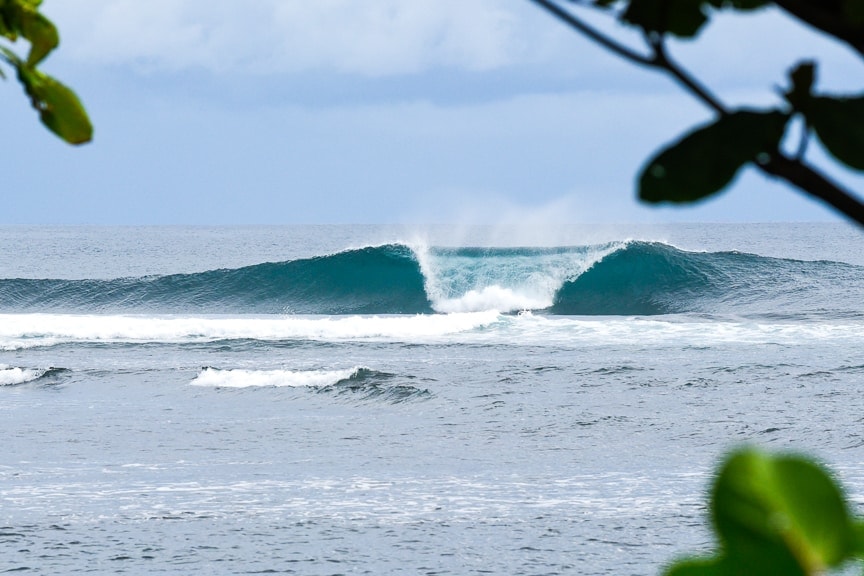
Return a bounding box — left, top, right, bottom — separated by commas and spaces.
1, 223, 863, 575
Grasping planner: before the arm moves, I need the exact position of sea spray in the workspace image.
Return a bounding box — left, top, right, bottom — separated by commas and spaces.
415, 242, 626, 313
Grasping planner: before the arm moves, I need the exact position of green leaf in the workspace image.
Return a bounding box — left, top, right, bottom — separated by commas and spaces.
712, 449, 858, 573
0, 0, 58, 65
664, 557, 725, 576
852, 520, 864, 557
805, 95, 864, 171
19, 7, 57, 66
15, 63, 92, 144
638, 110, 788, 204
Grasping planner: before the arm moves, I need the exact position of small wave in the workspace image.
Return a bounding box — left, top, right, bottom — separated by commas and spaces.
191, 366, 431, 402
0, 365, 67, 386
317, 367, 431, 403
191, 367, 363, 388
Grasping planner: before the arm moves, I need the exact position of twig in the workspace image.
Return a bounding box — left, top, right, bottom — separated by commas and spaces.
529, 0, 653, 66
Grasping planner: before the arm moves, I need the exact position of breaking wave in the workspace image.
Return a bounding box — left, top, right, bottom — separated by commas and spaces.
1, 242, 860, 317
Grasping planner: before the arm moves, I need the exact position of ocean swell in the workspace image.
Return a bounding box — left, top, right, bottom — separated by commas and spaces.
0, 241, 860, 317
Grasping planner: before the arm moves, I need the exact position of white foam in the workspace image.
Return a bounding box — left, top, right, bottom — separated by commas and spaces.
1, 312, 861, 350
0, 312, 502, 349
191, 367, 361, 388
412, 242, 625, 313
496, 313, 864, 348
0, 364, 47, 386
434, 285, 551, 313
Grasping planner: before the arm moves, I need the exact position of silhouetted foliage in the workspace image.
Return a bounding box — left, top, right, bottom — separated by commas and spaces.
532, 0, 864, 225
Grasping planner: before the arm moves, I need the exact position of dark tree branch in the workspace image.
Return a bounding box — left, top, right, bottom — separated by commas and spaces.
529, 0, 653, 66
645, 33, 726, 115
529, 0, 864, 227
794, 117, 810, 161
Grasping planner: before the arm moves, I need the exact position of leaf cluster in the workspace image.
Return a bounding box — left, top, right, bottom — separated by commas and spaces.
556, 0, 864, 212
640, 63, 864, 205
0, 0, 91, 144
665, 448, 864, 576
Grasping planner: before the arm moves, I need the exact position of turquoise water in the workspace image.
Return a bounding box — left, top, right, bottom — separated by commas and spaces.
1, 223, 863, 574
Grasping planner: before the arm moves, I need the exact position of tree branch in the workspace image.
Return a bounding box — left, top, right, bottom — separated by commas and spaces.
759, 154, 864, 227
646, 33, 726, 115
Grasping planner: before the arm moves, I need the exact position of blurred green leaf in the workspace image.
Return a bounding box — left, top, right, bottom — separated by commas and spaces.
0, 0, 58, 65
713, 449, 856, 572
639, 110, 787, 204
19, 8, 57, 66
667, 448, 860, 576
852, 521, 864, 556
12, 59, 92, 144
805, 95, 864, 171
664, 557, 724, 576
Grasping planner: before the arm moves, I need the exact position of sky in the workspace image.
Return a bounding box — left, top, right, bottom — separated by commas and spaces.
3, 0, 864, 225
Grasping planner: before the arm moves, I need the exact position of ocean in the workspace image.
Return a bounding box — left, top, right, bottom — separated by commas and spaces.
1, 223, 863, 575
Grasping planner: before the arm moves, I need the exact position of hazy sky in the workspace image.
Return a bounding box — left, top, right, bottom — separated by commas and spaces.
3, 1, 863, 225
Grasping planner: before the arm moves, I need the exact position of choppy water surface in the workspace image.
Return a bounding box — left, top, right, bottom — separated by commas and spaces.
1, 223, 863, 575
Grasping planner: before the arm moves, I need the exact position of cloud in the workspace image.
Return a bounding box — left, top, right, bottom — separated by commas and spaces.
47, 0, 544, 76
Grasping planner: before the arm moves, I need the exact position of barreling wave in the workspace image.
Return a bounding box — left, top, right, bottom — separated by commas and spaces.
1, 241, 861, 317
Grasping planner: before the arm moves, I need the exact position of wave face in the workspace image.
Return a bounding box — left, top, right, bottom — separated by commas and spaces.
1, 241, 860, 317
0, 244, 432, 315
552, 242, 862, 316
